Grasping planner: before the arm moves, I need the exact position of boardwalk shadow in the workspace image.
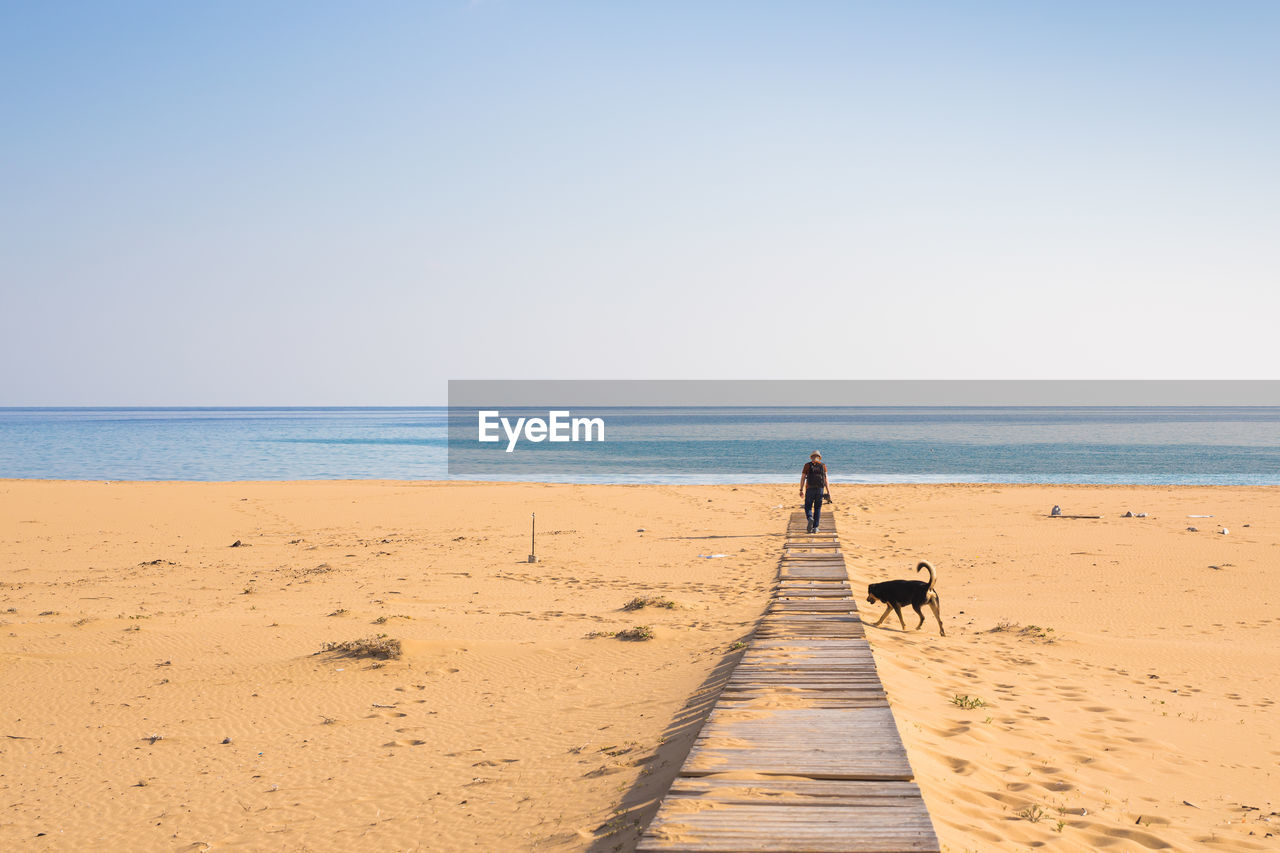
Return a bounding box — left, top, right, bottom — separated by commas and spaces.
584, 630, 758, 853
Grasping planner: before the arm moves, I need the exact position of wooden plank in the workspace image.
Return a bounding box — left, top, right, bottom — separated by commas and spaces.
637, 780, 939, 853
721, 688, 888, 697
779, 566, 848, 580
736, 648, 876, 659
662, 777, 929, 803
780, 551, 845, 558
740, 636, 869, 645
776, 580, 850, 587
729, 671, 883, 679
754, 626, 865, 637
724, 674, 887, 685
727, 669, 885, 680
779, 552, 844, 560
716, 698, 890, 707
781, 552, 845, 558
758, 613, 862, 623
769, 601, 858, 613
726, 666, 883, 675
717, 690, 888, 701
732, 665, 879, 673
755, 625, 866, 639
779, 561, 847, 569
769, 592, 857, 599
769, 597, 858, 605
730, 666, 881, 676
738, 644, 871, 651
775, 584, 851, 589
682, 707, 914, 780
730, 671, 882, 680
756, 616, 864, 626
732, 655, 878, 665
637, 802, 939, 852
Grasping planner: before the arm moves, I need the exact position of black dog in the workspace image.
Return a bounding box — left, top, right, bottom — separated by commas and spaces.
866, 560, 945, 636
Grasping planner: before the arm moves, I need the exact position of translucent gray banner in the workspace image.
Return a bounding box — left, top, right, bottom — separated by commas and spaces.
446, 381, 1280, 484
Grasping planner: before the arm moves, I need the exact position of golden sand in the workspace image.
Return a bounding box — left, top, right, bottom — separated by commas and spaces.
0, 481, 1276, 851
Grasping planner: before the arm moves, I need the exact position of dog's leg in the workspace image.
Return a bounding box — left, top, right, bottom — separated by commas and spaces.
929, 593, 945, 636
872, 605, 893, 627
912, 602, 926, 630
890, 604, 906, 631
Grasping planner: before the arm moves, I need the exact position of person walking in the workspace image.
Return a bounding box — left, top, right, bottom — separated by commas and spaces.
799, 450, 831, 533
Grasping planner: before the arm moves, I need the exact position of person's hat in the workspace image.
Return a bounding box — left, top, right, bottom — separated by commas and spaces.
810, 450, 822, 459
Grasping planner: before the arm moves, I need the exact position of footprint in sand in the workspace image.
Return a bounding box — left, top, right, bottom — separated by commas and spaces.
1079, 822, 1176, 850
978, 789, 1029, 808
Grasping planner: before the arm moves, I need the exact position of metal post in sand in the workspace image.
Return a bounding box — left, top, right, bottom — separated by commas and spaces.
528, 513, 537, 563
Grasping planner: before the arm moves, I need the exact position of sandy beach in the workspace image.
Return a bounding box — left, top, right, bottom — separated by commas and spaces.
1, 481, 1277, 852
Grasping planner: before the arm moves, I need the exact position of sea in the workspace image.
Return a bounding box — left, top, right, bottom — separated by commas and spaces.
1, 407, 1278, 484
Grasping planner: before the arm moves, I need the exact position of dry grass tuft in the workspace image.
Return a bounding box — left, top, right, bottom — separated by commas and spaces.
319, 635, 402, 660
622, 596, 676, 611
615, 626, 655, 641
988, 619, 1057, 642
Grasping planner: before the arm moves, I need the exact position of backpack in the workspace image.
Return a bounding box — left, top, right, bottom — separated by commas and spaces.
806, 461, 826, 489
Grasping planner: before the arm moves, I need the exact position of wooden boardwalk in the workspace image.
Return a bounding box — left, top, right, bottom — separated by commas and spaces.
636, 510, 940, 853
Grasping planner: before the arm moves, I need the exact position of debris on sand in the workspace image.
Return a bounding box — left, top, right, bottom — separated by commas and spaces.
622, 596, 676, 611
318, 635, 402, 660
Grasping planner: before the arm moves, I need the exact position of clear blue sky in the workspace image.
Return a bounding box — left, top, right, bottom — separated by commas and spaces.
2, 1, 1277, 405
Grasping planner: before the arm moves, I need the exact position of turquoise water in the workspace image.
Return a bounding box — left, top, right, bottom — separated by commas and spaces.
1, 407, 1278, 484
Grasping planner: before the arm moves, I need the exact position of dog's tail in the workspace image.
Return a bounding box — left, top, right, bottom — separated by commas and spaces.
916, 560, 937, 592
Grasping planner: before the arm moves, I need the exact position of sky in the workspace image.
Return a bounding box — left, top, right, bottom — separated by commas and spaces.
2, 1, 1277, 405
